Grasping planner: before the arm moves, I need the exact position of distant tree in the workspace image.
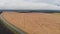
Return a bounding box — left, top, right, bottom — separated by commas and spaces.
0, 11, 2, 14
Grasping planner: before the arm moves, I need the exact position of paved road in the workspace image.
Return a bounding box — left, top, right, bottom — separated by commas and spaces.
0, 12, 14, 34
0, 20, 14, 34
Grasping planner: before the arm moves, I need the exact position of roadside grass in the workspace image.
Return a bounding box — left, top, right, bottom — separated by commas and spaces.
0, 15, 27, 34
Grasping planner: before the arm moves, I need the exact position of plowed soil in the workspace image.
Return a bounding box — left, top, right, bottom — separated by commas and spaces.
1, 12, 60, 34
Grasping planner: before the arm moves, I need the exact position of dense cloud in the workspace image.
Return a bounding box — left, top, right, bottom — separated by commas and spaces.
0, 0, 60, 10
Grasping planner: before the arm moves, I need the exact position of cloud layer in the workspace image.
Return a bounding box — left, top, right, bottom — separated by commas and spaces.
0, 0, 60, 10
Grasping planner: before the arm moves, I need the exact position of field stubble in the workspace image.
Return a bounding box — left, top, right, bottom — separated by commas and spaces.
1, 12, 60, 34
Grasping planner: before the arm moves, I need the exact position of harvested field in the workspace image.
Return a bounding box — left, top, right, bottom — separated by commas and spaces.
1, 12, 60, 34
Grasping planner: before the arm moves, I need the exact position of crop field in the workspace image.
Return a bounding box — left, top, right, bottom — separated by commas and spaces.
53, 13, 60, 15
1, 12, 60, 34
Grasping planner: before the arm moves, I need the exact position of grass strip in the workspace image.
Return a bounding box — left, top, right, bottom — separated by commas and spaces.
0, 14, 27, 34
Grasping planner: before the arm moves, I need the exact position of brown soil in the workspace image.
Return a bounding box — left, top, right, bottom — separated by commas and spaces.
1, 12, 60, 34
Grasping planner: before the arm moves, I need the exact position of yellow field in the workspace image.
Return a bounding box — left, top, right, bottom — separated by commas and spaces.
1, 12, 60, 34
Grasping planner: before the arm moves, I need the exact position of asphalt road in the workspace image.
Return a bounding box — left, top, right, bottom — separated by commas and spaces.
0, 20, 14, 34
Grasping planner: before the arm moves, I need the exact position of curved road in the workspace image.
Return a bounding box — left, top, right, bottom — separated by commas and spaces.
0, 20, 14, 34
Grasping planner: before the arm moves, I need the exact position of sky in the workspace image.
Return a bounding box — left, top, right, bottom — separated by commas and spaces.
0, 0, 60, 10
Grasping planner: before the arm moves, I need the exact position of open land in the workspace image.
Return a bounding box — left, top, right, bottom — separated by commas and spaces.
1, 12, 60, 34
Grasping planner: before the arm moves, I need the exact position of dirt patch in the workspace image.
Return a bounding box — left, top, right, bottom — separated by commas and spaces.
1, 12, 60, 34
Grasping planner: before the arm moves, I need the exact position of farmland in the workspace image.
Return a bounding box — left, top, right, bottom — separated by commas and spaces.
1, 12, 60, 34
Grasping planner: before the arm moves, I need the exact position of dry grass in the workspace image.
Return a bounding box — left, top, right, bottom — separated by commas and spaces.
1, 12, 60, 34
